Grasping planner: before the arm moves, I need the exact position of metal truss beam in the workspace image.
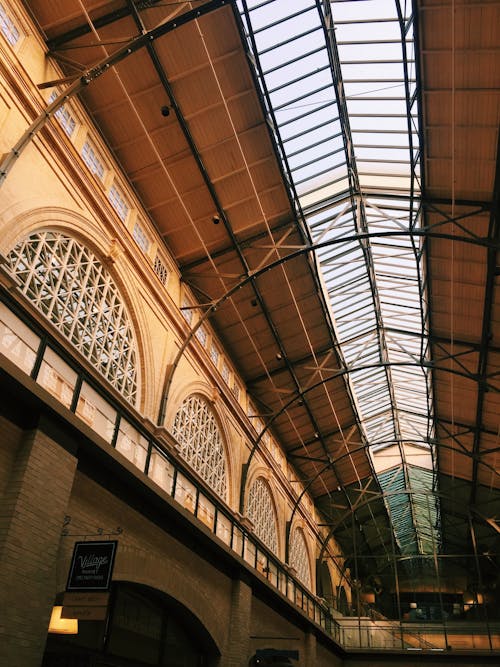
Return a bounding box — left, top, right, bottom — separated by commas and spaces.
0, 0, 229, 186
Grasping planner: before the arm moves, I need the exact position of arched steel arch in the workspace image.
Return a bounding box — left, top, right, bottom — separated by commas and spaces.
158, 225, 496, 417
316, 488, 500, 565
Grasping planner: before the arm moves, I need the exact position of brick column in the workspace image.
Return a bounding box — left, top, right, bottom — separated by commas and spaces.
304, 629, 317, 667
222, 576, 253, 667
0, 426, 77, 667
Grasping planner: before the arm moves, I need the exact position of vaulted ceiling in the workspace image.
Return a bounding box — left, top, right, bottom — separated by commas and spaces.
23, 0, 500, 593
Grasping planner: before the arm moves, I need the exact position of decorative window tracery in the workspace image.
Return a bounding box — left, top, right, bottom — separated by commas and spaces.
289, 527, 312, 589
132, 221, 149, 252
246, 477, 278, 555
109, 184, 129, 222
81, 139, 105, 180
0, 2, 19, 46
172, 394, 227, 500
6, 230, 138, 404
49, 91, 76, 138
153, 253, 168, 286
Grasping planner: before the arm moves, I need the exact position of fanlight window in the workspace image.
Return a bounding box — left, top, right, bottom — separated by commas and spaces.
246, 477, 278, 555
172, 394, 227, 500
289, 527, 312, 589
6, 230, 138, 403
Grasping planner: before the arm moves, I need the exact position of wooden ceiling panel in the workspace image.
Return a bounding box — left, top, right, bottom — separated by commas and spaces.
153, 22, 212, 79
225, 90, 267, 133
438, 448, 474, 483
423, 53, 500, 91
200, 138, 247, 181
180, 187, 219, 227
92, 104, 145, 150
482, 393, 500, 433
248, 188, 291, 229
424, 91, 500, 128
211, 169, 258, 210
114, 139, 159, 176
424, 163, 496, 203
434, 377, 478, 424
82, 71, 132, 115
430, 315, 483, 345
132, 175, 179, 217
429, 241, 486, 274
211, 53, 258, 101
247, 161, 287, 199
173, 68, 230, 117
113, 52, 162, 95
196, 7, 245, 59
134, 1, 194, 30
183, 104, 237, 149
432, 344, 479, 377
161, 153, 206, 196
426, 127, 498, 163
28, 0, 125, 38
239, 125, 280, 165
222, 198, 271, 237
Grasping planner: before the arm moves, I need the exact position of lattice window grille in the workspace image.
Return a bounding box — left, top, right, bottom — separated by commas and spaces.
109, 184, 129, 222
289, 527, 312, 589
0, 2, 19, 46
6, 230, 138, 403
209, 343, 219, 367
172, 394, 227, 500
231, 381, 240, 401
195, 324, 207, 347
132, 221, 150, 252
221, 361, 230, 384
153, 253, 168, 286
49, 91, 76, 138
81, 139, 105, 180
181, 299, 193, 324
246, 477, 278, 555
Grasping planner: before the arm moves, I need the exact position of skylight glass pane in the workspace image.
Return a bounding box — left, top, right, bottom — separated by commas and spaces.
239, 0, 439, 558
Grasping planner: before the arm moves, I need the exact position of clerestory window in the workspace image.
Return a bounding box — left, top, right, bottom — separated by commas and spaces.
289, 527, 312, 589
172, 393, 228, 501
6, 230, 138, 404
246, 476, 278, 555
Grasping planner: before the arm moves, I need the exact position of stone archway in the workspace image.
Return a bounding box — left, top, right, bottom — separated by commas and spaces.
43, 581, 221, 667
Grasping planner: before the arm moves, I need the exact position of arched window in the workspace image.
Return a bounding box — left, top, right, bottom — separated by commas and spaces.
246, 477, 278, 555
172, 394, 227, 500
6, 230, 138, 403
289, 527, 312, 589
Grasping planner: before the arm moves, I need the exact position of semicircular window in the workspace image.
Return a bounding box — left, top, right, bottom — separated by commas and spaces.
6, 230, 138, 404
289, 527, 312, 589
172, 394, 228, 500
246, 477, 278, 555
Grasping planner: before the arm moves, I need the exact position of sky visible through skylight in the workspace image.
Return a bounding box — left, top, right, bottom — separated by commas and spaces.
238, 0, 440, 555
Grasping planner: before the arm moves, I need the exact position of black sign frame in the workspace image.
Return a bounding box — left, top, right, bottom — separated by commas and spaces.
66, 540, 117, 591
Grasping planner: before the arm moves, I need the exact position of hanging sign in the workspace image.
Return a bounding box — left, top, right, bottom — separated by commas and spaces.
66, 540, 117, 591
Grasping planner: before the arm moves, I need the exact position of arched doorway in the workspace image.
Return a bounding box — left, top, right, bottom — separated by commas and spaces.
43, 582, 219, 666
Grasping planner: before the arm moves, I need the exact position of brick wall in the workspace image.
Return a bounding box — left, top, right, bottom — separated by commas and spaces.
0, 423, 77, 667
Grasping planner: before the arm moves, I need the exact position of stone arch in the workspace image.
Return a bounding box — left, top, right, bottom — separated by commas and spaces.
288, 523, 313, 591
245, 467, 281, 559
0, 207, 152, 412
167, 383, 232, 506
111, 545, 225, 653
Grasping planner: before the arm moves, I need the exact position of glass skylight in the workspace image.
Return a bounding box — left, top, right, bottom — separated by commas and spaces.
239, 0, 440, 556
